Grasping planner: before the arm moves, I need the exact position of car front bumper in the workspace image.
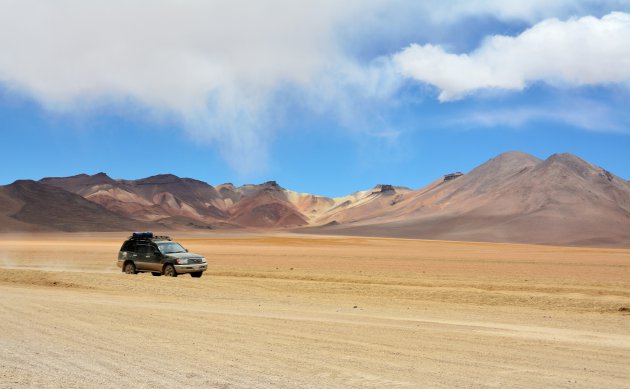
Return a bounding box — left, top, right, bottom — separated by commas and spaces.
174, 263, 207, 274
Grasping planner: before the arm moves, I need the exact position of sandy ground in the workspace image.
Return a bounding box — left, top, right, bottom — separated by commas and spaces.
0, 232, 629, 388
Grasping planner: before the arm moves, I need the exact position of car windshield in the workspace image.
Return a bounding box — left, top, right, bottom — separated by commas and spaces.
157, 242, 187, 254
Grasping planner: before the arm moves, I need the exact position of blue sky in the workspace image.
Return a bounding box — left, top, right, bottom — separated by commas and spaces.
1, 1, 629, 197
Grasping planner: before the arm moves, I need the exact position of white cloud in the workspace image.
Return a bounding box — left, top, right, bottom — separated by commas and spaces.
0, 1, 628, 172
394, 12, 630, 101
0, 0, 388, 172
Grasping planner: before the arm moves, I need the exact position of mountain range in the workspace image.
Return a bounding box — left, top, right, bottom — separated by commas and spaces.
1, 151, 629, 247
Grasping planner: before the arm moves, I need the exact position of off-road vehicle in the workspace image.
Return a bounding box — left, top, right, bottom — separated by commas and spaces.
117, 232, 207, 277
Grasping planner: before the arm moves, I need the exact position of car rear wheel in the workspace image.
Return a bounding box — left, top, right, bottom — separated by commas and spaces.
124, 262, 137, 274
151, 272, 162, 277
163, 264, 177, 277
190, 272, 203, 278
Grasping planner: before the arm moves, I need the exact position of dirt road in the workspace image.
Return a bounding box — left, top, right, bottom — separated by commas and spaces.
1, 233, 629, 387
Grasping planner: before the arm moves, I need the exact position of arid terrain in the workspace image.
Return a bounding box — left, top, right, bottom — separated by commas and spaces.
1, 232, 629, 387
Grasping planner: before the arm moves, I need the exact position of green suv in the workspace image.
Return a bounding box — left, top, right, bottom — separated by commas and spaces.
117, 232, 207, 277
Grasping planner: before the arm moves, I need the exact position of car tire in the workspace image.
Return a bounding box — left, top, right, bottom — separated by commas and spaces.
151, 272, 162, 277
163, 264, 177, 277
190, 272, 203, 278
123, 262, 137, 274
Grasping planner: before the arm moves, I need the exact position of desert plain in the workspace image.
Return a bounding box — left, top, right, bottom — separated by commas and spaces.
0, 233, 629, 387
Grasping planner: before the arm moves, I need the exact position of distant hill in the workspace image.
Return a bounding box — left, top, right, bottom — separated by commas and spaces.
0, 180, 148, 232
1, 151, 629, 247
307, 152, 630, 247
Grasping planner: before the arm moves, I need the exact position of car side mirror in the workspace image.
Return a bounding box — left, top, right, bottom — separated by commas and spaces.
185, 249, 188, 252
154, 251, 161, 257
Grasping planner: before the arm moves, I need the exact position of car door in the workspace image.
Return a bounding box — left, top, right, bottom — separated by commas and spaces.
136, 244, 162, 271
146, 244, 163, 271
135, 244, 153, 271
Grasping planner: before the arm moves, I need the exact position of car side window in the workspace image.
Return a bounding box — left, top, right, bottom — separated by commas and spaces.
137, 244, 151, 255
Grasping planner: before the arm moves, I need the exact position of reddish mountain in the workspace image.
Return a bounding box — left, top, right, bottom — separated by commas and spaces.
41, 173, 231, 229
226, 182, 308, 228
1, 151, 628, 247
39, 176, 310, 229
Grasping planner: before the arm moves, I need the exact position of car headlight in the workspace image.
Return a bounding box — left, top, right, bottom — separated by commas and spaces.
176, 258, 189, 265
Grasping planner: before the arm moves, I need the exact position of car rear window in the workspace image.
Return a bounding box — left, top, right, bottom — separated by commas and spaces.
121, 240, 136, 252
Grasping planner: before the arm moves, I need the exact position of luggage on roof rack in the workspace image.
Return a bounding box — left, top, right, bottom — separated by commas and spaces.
131, 231, 153, 240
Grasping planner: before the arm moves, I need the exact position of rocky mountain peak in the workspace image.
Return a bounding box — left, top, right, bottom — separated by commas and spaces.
262, 181, 284, 191
537, 153, 596, 179
374, 184, 395, 194
9, 179, 39, 189
443, 172, 464, 182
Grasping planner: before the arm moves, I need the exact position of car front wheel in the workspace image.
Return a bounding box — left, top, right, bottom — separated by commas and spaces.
163, 264, 177, 277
